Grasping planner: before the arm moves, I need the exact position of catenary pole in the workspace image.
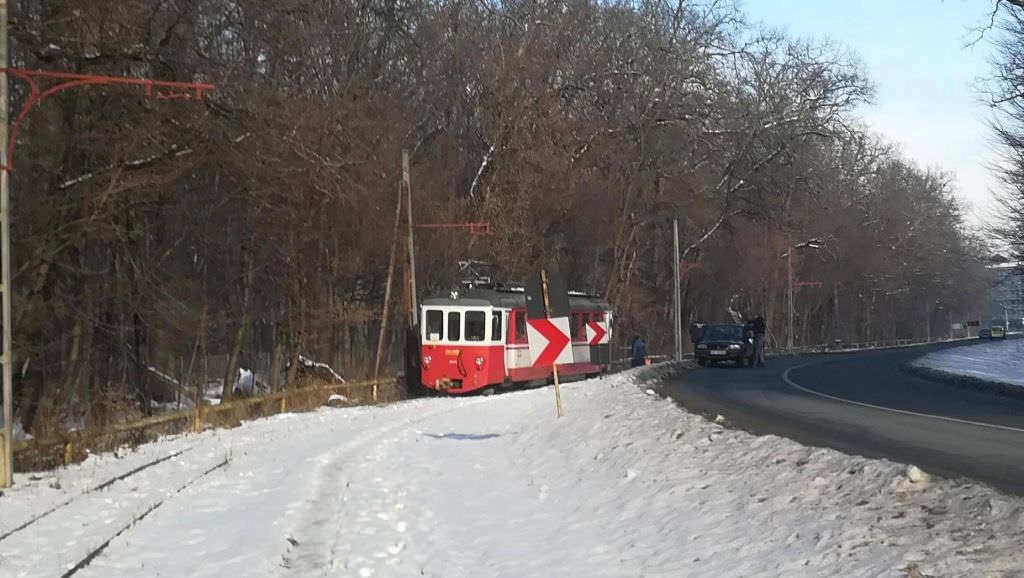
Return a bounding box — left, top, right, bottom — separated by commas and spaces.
672, 219, 681, 361
787, 246, 795, 350
0, 0, 12, 489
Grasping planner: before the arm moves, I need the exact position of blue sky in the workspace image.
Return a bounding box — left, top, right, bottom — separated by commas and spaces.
740, 0, 1004, 225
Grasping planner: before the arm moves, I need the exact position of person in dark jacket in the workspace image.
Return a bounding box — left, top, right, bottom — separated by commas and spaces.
689, 322, 706, 347
630, 335, 647, 367
746, 315, 767, 367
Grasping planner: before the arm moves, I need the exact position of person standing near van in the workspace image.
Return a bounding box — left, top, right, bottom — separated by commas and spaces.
748, 316, 766, 367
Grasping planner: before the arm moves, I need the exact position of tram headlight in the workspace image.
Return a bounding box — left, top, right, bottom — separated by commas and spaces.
423, 355, 432, 366
475, 356, 485, 368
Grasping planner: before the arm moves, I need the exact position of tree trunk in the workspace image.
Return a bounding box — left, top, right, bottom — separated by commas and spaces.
196, 303, 208, 407
222, 247, 253, 400
269, 318, 284, 392
284, 276, 304, 388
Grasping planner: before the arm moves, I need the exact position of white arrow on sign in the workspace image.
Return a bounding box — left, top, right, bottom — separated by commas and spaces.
526, 316, 574, 367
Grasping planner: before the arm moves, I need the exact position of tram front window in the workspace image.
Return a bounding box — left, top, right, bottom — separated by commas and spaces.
447, 311, 461, 341
465, 311, 486, 342
425, 310, 443, 341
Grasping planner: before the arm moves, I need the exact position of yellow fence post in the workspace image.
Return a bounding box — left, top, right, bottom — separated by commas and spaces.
63, 439, 72, 466
279, 394, 286, 414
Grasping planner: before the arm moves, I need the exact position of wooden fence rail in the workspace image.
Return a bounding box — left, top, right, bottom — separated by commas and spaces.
13, 377, 396, 472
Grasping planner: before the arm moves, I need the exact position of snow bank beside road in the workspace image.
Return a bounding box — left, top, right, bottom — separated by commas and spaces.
911, 339, 1024, 388
2, 367, 1024, 577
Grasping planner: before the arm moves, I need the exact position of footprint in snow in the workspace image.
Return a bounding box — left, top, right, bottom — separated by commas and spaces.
625, 469, 640, 480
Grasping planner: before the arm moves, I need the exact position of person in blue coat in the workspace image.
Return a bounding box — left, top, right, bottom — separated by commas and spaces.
630, 335, 647, 367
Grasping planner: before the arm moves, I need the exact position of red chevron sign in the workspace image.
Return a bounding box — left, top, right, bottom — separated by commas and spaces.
526, 317, 573, 367
586, 321, 608, 346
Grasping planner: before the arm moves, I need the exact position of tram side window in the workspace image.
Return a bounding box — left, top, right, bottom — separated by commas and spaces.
514, 311, 527, 343
570, 312, 582, 340
465, 311, 486, 342
491, 312, 502, 343
425, 310, 443, 341
447, 311, 461, 341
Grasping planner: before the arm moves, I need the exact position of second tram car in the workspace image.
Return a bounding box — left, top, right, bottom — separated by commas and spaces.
419, 284, 612, 394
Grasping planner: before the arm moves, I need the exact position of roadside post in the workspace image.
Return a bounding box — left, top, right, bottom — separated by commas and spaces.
525, 270, 572, 417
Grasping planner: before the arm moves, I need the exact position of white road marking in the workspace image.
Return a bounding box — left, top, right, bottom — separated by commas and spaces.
782, 363, 1024, 434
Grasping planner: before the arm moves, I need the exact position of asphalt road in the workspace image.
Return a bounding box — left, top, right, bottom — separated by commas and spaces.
660, 341, 1024, 496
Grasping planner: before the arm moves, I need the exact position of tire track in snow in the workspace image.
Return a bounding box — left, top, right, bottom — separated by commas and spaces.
277, 398, 494, 576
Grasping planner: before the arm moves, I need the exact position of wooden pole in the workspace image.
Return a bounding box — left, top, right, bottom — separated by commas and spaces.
373, 179, 404, 401
403, 150, 418, 328
540, 270, 564, 417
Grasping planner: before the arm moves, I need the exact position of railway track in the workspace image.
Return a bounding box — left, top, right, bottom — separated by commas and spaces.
59, 456, 231, 578
0, 447, 195, 543
0, 446, 231, 577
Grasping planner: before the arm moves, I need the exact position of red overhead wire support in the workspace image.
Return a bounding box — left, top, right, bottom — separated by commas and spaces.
0, 68, 214, 171
679, 261, 703, 275
0, 66, 213, 487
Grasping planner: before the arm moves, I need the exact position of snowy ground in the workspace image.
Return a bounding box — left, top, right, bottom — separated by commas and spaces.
3, 367, 1024, 577
912, 339, 1024, 387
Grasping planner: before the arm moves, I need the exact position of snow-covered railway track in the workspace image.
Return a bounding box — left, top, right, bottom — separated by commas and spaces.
58, 457, 231, 578
0, 446, 231, 578
0, 447, 195, 544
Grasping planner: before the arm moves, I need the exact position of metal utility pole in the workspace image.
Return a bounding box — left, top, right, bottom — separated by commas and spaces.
403, 150, 417, 327
672, 219, 682, 361
787, 248, 794, 350
925, 302, 931, 343
0, 0, 12, 489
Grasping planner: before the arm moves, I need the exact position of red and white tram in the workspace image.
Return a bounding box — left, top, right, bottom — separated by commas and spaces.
419, 284, 613, 394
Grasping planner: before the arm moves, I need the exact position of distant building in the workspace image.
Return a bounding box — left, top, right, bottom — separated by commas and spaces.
989, 262, 1024, 330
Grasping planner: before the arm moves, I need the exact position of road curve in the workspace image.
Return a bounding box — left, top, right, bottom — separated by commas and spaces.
660, 342, 1024, 496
